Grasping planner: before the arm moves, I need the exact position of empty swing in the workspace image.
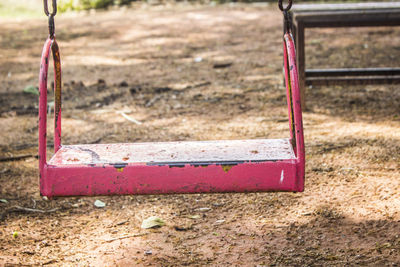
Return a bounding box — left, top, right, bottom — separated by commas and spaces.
38, 0, 304, 197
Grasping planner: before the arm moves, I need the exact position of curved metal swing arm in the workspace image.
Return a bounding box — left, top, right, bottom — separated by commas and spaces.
283, 32, 305, 173
38, 37, 62, 189
283, 33, 305, 190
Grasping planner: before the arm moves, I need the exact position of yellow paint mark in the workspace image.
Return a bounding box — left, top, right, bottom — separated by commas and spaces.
117, 168, 124, 172
221, 165, 234, 173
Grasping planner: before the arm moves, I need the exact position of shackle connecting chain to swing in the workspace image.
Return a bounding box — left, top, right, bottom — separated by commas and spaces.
43, 0, 57, 39
278, 0, 293, 33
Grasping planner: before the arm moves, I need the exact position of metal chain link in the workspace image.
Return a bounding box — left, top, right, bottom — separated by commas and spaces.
43, 0, 57, 39
279, 0, 293, 33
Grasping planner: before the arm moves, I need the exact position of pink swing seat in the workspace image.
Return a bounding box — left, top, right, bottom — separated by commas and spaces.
38, 32, 305, 197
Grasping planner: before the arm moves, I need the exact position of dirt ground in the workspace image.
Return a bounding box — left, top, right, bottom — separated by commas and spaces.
0, 3, 400, 266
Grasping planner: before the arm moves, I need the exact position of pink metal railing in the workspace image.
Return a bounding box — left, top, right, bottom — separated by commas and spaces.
283, 32, 305, 188
38, 37, 62, 192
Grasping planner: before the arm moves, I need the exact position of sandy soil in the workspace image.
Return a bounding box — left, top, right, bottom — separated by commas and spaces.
0, 3, 399, 266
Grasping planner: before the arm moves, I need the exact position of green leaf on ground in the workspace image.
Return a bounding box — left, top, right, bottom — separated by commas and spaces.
141, 216, 165, 229
23, 85, 39, 95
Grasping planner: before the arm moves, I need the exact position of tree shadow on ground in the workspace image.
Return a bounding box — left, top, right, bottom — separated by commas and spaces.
306, 84, 400, 122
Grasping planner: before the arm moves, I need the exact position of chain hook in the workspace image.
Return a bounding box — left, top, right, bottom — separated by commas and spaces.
279, 0, 293, 33
278, 0, 292, 12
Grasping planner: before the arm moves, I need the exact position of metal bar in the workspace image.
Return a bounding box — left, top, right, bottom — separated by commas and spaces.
292, 2, 400, 12
293, 12, 400, 28
306, 76, 400, 86
299, 20, 400, 28
306, 68, 400, 77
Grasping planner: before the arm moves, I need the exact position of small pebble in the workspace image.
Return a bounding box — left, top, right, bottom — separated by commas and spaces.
94, 200, 106, 208
197, 207, 211, 212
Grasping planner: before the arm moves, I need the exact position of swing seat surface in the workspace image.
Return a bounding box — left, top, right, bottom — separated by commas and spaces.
39, 30, 304, 197
49, 139, 295, 165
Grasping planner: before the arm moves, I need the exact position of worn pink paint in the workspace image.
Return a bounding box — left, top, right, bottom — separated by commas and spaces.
38, 32, 305, 197
42, 160, 300, 197
284, 32, 305, 191
39, 38, 51, 194
39, 37, 62, 195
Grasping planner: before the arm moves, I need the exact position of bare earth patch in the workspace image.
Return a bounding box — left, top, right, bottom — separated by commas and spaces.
0, 3, 399, 266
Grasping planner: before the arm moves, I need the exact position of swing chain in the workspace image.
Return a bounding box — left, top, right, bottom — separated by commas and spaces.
43, 0, 57, 39
279, 0, 293, 33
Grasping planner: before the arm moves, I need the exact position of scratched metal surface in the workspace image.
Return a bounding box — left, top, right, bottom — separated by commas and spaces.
48, 139, 295, 165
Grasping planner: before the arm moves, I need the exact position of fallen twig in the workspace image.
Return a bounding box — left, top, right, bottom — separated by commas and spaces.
117, 111, 142, 125
0, 154, 37, 162
0, 206, 60, 221
31, 198, 37, 209
108, 220, 129, 228
145, 95, 161, 107
42, 259, 57, 265
213, 62, 232, 69
187, 81, 211, 89
103, 233, 148, 243
12, 206, 60, 213
177, 81, 211, 92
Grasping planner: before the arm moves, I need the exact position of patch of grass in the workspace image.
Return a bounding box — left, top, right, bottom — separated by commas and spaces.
0, 0, 43, 19
58, 0, 136, 11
